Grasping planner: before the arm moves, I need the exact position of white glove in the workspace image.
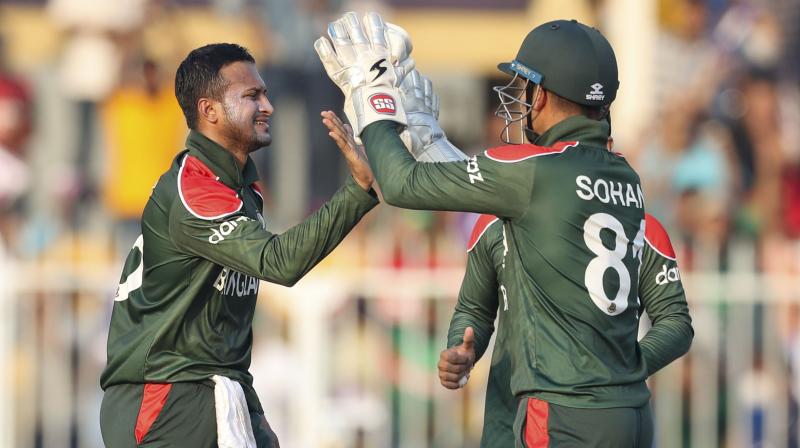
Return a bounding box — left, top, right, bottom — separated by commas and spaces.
400, 70, 468, 162
384, 21, 416, 151
385, 23, 415, 86
315, 12, 408, 138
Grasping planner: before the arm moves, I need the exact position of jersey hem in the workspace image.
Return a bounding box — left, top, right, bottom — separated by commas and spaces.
522, 389, 651, 409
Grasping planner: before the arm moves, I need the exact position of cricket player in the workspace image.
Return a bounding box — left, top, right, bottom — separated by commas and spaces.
442, 212, 692, 446
316, 13, 694, 447
99, 43, 378, 447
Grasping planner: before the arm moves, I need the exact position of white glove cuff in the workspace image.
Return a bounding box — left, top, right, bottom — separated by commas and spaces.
418, 138, 469, 162
352, 86, 407, 136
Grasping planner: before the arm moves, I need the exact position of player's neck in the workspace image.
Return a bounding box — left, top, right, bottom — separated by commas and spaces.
197, 127, 248, 168
533, 107, 582, 139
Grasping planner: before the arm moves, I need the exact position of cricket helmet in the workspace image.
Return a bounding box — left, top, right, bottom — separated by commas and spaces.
493, 19, 618, 143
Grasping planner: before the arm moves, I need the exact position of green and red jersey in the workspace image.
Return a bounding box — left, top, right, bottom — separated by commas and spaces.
362, 115, 689, 408
453, 213, 692, 446
100, 130, 378, 413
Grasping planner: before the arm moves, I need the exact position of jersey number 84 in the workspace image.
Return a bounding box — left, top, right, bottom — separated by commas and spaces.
583, 213, 645, 316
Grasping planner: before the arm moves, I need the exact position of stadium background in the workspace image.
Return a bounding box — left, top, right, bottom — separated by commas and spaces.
1, 0, 799, 446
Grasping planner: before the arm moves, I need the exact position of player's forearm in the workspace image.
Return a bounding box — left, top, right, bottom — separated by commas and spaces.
639, 314, 694, 377
362, 121, 480, 212
259, 177, 378, 286
170, 178, 377, 286
447, 304, 497, 361
362, 121, 528, 218
362, 121, 432, 207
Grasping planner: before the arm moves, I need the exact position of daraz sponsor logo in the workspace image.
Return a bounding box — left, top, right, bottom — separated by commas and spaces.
209, 216, 251, 244
655, 264, 680, 285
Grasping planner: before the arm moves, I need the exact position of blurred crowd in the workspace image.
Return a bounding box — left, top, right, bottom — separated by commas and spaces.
2, 0, 800, 446
629, 0, 800, 272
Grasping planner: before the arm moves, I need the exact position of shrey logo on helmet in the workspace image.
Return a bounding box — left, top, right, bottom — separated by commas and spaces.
586, 83, 605, 101
369, 93, 397, 115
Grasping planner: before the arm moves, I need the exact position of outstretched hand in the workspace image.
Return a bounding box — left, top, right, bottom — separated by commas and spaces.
321, 110, 374, 191
438, 327, 476, 389
314, 12, 409, 139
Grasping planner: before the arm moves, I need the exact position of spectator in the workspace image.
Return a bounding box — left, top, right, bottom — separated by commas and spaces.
637, 97, 735, 251
651, 0, 720, 120
48, 0, 147, 227
0, 75, 32, 245
721, 69, 786, 240
100, 57, 184, 251
253, 0, 346, 218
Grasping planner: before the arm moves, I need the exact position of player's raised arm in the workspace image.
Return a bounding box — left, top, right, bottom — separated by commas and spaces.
169, 170, 376, 288
361, 121, 532, 217
316, 12, 532, 219
638, 214, 694, 376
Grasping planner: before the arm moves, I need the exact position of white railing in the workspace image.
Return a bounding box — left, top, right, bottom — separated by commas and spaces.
4, 247, 800, 447
0, 239, 15, 448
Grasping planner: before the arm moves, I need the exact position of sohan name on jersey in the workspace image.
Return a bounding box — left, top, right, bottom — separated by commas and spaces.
575, 175, 643, 209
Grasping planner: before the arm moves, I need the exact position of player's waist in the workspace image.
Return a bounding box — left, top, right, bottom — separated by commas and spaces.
516, 379, 651, 409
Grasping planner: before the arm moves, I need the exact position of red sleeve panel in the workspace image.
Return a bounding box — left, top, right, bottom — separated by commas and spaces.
178, 155, 243, 220
467, 214, 500, 252
644, 213, 676, 260
484, 141, 579, 163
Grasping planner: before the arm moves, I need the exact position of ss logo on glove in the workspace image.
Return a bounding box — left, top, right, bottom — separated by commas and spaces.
369, 93, 397, 115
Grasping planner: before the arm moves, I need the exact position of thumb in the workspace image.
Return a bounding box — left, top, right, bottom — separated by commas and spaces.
461, 327, 475, 353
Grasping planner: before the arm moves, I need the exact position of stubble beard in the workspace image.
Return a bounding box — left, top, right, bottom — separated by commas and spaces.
222, 102, 271, 154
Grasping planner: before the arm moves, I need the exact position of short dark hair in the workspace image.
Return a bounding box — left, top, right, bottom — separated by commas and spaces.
548, 89, 607, 120
174, 43, 255, 129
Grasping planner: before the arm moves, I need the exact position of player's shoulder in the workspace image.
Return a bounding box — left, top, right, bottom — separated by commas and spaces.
483, 141, 579, 163
644, 213, 676, 260
145, 151, 185, 212
175, 153, 243, 220
467, 214, 502, 252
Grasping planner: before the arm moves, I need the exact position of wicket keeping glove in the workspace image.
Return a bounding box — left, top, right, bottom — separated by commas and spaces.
385, 22, 415, 86
315, 12, 409, 138
401, 70, 469, 162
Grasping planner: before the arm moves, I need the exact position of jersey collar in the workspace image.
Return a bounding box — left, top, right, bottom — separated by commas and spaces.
533, 115, 610, 149
184, 130, 260, 189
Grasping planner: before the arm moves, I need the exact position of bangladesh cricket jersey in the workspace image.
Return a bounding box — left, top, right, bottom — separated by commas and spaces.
451, 213, 693, 447
100, 130, 378, 413
362, 115, 675, 408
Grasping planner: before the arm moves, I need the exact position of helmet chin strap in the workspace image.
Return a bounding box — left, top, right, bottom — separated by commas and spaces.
524, 84, 542, 143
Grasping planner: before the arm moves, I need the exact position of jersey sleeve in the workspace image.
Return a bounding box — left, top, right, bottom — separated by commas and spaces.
362, 121, 534, 219
638, 214, 694, 377
447, 215, 502, 361
169, 176, 378, 286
